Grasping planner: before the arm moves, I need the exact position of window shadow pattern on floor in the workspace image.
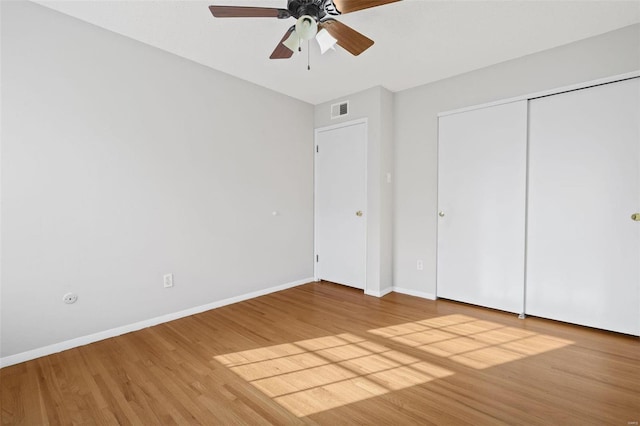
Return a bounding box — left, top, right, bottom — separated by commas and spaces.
214, 314, 573, 417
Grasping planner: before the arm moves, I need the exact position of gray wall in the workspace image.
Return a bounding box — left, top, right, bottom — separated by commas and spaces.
1, 1, 314, 358
393, 24, 640, 297
315, 87, 394, 295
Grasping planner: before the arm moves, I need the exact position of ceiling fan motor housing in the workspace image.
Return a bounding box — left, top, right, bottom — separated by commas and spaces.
287, 0, 340, 20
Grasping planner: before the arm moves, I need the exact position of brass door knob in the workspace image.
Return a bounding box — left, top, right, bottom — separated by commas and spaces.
632, 213, 640, 221
356, 211, 363, 217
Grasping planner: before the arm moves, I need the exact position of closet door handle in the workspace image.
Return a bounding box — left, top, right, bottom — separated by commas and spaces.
632, 213, 640, 221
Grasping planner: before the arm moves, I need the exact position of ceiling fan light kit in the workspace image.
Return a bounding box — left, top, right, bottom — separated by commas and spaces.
316, 28, 338, 54
295, 15, 318, 40
283, 28, 302, 52
209, 0, 400, 62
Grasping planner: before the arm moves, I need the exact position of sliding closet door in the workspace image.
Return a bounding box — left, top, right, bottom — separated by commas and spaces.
527, 78, 640, 335
437, 101, 527, 313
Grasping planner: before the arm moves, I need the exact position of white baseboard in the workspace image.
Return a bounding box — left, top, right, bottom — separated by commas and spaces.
364, 287, 393, 298
364, 286, 435, 300
0, 277, 314, 369
392, 286, 436, 300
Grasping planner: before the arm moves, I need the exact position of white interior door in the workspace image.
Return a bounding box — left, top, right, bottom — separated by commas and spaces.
315, 121, 367, 289
526, 78, 640, 335
437, 101, 528, 313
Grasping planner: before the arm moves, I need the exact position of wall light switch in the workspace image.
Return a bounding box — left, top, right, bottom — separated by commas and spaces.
164, 273, 174, 288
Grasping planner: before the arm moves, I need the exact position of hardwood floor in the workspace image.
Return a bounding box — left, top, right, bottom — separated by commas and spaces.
2, 281, 639, 425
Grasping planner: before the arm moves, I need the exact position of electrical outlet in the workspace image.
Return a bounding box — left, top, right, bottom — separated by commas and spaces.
163, 273, 174, 288
63, 292, 78, 304
417, 260, 424, 271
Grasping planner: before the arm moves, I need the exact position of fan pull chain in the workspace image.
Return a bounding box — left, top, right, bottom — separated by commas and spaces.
307, 40, 311, 71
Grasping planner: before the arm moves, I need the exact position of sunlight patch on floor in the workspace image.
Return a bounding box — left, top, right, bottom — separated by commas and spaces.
215, 315, 574, 417
369, 314, 574, 369
214, 333, 453, 417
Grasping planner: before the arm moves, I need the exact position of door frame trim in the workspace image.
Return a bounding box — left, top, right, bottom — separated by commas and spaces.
314, 118, 369, 292
438, 70, 640, 118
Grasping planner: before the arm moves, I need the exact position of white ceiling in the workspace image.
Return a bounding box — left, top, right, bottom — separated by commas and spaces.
34, 0, 640, 105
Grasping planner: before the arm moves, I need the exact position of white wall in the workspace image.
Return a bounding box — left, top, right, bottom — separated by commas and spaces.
314, 87, 394, 296
1, 1, 314, 360
394, 24, 640, 297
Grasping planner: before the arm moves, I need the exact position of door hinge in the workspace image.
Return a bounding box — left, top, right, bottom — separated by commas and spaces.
316, 255, 319, 262
316, 146, 319, 153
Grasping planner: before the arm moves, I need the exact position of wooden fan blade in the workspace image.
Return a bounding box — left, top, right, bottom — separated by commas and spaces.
209, 6, 290, 19
331, 0, 401, 15
270, 27, 296, 59
319, 19, 374, 56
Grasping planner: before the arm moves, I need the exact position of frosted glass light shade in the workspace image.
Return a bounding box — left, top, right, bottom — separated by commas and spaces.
316, 28, 338, 54
282, 30, 300, 52
295, 15, 318, 40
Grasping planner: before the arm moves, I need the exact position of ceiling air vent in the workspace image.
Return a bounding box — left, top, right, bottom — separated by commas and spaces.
331, 101, 349, 119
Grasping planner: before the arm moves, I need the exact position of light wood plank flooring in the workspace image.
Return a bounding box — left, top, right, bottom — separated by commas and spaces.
2, 281, 639, 425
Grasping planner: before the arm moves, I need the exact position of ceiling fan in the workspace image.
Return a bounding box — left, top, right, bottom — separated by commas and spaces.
209, 0, 401, 59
